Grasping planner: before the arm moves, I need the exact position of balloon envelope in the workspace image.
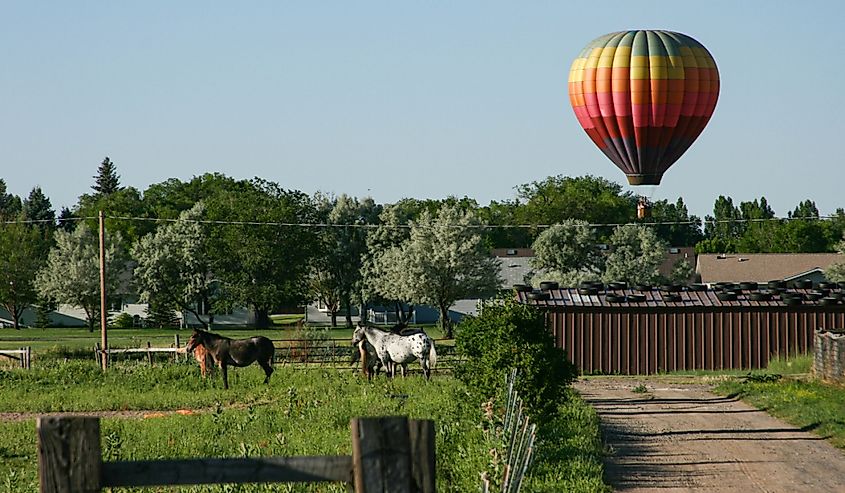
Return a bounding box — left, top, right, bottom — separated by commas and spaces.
568, 30, 719, 185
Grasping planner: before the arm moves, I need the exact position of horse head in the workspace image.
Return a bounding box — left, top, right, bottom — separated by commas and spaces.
185, 329, 205, 353
351, 325, 366, 346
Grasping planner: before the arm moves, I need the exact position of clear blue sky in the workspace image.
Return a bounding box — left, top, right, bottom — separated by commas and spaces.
2, 1, 843, 219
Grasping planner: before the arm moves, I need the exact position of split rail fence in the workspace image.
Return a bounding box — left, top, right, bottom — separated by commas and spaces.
0, 347, 32, 369
38, 415, 435, 493
93, 336, 461, 372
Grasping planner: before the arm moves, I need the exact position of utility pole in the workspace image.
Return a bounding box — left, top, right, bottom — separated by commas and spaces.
99, 210, 108, 371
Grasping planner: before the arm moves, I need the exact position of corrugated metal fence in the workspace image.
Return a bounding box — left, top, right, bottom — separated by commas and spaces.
521, 287, 845, 375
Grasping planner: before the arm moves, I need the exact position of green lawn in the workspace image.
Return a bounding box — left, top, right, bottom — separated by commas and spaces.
713, 355, 845, 450
0, 324, 449, 357
0, 360, 609, 492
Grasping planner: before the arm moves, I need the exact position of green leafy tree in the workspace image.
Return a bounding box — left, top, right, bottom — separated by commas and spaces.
312, 194, 380, 327
645, 197, 703, 246
789, 199, 819, 219
0, 224, 48, 329
476, 199, 532, 249
668, 258, 696, 284
75, 186, 151, 248
92, 157, 122, 196
515, 175, 636, 235
603, 224, 667, 285
35, 225, 127, 331
132, 202, 217, 328
369, 205, 500, 337
529, 219, 603, 287
206, 179, 319, 328
456, 297, 577, 422
703, 195, 743, 246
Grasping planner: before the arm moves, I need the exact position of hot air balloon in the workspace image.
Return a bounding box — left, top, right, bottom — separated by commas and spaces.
568, 30, 719, 186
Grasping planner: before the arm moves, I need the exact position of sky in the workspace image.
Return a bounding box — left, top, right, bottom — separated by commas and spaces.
1, 1, 843, 220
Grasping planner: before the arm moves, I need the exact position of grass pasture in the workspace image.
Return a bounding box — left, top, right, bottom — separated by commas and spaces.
0, 359, 609, 492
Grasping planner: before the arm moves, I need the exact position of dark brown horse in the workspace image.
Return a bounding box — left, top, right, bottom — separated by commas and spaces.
185, 329, 275, 390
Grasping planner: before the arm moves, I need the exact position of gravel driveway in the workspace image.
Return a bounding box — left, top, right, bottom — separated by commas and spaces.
575, 377, 845, 493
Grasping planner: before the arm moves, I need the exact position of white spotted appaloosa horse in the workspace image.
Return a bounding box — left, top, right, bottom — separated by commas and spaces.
351, 324, 436, 379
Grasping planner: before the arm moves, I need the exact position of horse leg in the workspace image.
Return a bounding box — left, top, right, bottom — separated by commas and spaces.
260, 359, 274, 384
220, 362, 229, 390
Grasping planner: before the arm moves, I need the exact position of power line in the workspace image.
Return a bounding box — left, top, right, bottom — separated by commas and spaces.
1, 214, 841, 229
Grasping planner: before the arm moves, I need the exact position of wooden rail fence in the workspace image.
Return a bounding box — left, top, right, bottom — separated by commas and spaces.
38, 415, 435, 493
93, 336, 461, 372
0, 346, 31, 369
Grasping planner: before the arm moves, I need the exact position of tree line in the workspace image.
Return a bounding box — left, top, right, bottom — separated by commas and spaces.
1, 157, 844, 332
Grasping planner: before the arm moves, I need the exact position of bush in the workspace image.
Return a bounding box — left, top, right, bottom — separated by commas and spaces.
455, 297, 578, 422
110, 313, 134, 329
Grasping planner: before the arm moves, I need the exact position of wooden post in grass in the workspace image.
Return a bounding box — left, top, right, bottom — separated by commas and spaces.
146, 342, 153, 365
174, 334, 181, 362
351, 416, 435, 493
98, 210, 108, 371
38, 416, 102, 493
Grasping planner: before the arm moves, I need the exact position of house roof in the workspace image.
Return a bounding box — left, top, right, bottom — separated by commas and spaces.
495, 255, 536, 288
696, 253, 842, 284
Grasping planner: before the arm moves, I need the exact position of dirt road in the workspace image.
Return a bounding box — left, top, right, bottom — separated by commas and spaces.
575, 377, 845, 493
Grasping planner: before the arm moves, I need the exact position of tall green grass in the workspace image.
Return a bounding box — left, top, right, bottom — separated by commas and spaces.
0, 361, 609, 492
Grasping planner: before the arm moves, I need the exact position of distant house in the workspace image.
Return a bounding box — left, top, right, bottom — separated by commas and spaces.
493, 248, 536, 288
494, 246, 698, 287
696, 253, 842, 285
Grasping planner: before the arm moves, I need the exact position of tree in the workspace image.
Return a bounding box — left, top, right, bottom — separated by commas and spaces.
132, 202, 217, 328
455, 297, 577, 422
0, 223, 48, 329
35, 225, 127, 331
0, 179, 22, 220
57, 207, 76, 232
826, 235, 845, 283
646, 197, 703, 247
145, 299, 181, 328
529, 219, 603, 287
92, 157, 122, 196
603, 224, 667, 285
789, 199, 819, 219
206, 179, 319, 328
668, 258, 695, 284
75, 186, 151, 248
515, 175, 636, 235
311, 194, 380, 327
369, 205, 501, 337
703, 195, 743, 244
23, 186, 55, 231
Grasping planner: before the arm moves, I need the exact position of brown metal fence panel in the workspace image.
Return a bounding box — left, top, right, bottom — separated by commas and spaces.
546, 307, 845, 375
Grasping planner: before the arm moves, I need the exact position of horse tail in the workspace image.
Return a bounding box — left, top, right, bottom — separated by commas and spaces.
428, 340, 437, 369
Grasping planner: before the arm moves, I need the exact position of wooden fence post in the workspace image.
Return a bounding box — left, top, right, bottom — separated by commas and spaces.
146, 342, 153, 365
174, 334, 181, 362
38, 416, 102, 493
351, 417, 435, 493
408, 420, 436, 493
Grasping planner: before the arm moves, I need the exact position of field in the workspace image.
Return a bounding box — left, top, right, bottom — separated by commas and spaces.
0, 328, 609, 492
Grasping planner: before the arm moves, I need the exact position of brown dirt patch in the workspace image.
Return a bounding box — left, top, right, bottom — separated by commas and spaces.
575, 377, 845, 493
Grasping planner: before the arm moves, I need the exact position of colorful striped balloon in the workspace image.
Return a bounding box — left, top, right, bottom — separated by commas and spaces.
568, 30, 719, 185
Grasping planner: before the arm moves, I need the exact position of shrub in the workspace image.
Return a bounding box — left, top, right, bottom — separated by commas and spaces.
110, 313, 134, 329
455, 296, 578, 422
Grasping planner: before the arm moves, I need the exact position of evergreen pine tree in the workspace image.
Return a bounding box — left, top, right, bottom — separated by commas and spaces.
23, 186, 56, 228
0, 179, 22, 220
145, 299, 180, 328
92, 157, 122, 195
57, 207, 76, 232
